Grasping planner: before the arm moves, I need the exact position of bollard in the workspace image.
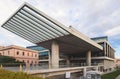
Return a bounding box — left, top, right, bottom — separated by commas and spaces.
20, 64, 23, 71
0, 64, 3, 69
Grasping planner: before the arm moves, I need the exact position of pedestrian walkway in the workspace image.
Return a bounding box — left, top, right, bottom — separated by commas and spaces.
116, 75, 120, 79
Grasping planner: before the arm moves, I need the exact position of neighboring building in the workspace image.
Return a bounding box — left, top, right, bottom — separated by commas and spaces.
0, 46, 5, 50
0, 45, 39, 67
27, 46, 49, 68
27, 46, 67, 68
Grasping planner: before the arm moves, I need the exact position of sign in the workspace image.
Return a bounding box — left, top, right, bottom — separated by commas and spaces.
65, 72, 71, 78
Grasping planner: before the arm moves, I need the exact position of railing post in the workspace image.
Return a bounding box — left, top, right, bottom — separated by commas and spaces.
0, 64, 3, 69
20, 64, 23, 71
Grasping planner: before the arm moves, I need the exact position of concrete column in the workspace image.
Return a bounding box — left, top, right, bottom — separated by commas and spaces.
104, 42, 106, 56
48, 51, 51, 69
51, 40, 59, 68
111, 48, 112, 58
66, 58, 70, 67
108, 45, 109, 57
106, 43, 108, 57
96, 66, 99, 71
86, 50, 91, 66
110, 48, 112, 58
83, 68, 86, 78
109, 47, 111, 58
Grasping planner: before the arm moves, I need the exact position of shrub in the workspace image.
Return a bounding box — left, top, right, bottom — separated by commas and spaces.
0, 69, 53, 79
0, 56, 25, 67
101, 69, 120, 79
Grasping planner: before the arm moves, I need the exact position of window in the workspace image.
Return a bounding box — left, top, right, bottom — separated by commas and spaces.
35, 54, 37, 57
3, 52, 4, 55
22, 52, 25, 56
27, 60, 29, 63
32, 53, 33, 57
16, 51, 19, 55
8, 51, 10, 55
27, 53, 29, 56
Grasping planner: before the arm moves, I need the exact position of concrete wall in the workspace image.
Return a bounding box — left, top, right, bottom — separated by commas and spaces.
104, 60, 115, 68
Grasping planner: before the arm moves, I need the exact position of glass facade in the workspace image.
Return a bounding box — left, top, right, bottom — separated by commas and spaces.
27, 46, 49, 60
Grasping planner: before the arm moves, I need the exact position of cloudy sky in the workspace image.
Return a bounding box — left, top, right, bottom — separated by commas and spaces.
0, 0, 120, 58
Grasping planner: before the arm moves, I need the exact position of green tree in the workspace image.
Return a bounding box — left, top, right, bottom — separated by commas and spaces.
0, 56, 16, 63
0, 56, 24, 66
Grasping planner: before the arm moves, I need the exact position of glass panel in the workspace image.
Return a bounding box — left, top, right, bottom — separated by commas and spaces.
27, 46, 47, 51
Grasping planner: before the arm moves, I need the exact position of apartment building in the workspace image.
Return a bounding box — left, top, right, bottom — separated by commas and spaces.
0, 45, 39, 67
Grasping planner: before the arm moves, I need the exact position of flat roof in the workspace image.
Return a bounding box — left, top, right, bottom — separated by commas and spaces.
2, 3, 103, 53
0, 45, 38, 53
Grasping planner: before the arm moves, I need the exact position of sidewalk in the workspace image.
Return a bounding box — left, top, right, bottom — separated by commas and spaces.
116, 75, 120, 79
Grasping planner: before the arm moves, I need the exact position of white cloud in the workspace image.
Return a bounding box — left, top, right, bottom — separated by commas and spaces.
105, 26, 120, 36
0, 0, 120, 57
0, 0, 20, 26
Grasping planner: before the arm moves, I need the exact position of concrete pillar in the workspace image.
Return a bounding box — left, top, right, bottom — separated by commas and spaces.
66, 58, 70, 67
109, 46, 111, 58
51, 40, 59, 68
111, 48, 112, 58
48, 51, 51, 69
110, 48, 112, 58
107, 44, 109, 57
83, 68, 86, 78
104, 42, 106, 56
86, 50, 91, 66
108, 45, 109, 57
96, 66, 99, 71
106, 43, 108, 57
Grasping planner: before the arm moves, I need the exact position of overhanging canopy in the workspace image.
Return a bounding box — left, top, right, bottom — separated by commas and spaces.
2, 3, 103, 53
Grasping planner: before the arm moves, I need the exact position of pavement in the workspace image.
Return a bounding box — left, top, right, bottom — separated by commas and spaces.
116, 75, 120, 79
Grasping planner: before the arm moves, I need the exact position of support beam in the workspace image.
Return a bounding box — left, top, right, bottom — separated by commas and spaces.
51, 40, 59, 68
86, 50, 91, 66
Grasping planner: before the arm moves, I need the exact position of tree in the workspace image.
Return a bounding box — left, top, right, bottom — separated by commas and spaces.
0, 56, 24, 66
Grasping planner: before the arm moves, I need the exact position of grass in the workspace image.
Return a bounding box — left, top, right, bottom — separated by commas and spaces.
0, 69, 53, 79
101, 69, 120, 79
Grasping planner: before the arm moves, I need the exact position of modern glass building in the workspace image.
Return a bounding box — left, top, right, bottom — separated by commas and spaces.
2, 3, 115, 70
27, 36, 115, 69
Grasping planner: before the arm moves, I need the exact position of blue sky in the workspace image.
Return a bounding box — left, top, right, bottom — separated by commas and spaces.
0, 0, 120, 58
